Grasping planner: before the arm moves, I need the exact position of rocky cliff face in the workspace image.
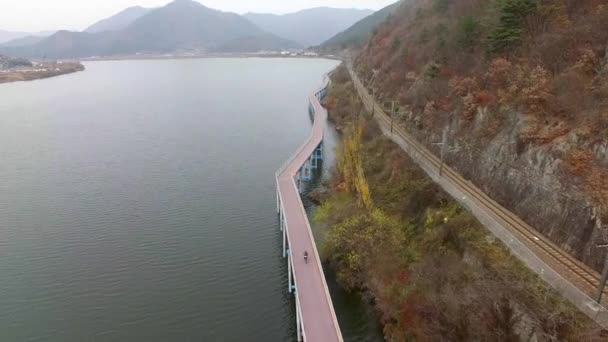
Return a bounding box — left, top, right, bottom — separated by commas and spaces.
399, 105, 604, 269
319, 66, 601, 340
354, 0, 608, 271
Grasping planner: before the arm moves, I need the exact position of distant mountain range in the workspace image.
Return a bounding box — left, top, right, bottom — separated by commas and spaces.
320, 1, 402, 51
0, 0, 299, 58
0, 0, 386, 59
0, 31, 29, 44
1, 35, 46, 47
85, 6, 154, 33
244, 7, 373, 47
0, 30, 55, 44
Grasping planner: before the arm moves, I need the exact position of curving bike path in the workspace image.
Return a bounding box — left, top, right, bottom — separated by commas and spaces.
275, 74, 343, 341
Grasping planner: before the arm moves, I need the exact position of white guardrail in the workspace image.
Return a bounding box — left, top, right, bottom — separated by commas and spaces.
275, 69, 342, 341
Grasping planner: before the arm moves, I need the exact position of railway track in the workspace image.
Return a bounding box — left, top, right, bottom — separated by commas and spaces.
348, 68, 607, 302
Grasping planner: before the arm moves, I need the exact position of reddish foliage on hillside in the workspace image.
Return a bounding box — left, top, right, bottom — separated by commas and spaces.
355, 0, 608, 207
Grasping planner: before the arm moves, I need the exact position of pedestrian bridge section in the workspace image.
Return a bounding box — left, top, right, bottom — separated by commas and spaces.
275, 74, 343, 342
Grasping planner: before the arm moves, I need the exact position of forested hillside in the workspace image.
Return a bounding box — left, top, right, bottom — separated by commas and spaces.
354, 0, 608, 270
319, 65, 601, 340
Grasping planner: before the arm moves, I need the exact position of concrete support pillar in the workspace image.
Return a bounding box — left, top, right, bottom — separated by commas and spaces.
282, 225, 286, 258
304, 159, 309, 179
288, 250, 293, 293
296, 172, 301, 193
309, 144, 323, 173
302, 159, 312, 181
296, 296, 303, 341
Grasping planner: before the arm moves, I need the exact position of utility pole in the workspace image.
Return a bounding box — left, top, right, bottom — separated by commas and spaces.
352, 94, 360, 123
390, 101, 396, 135
371, 89, 375, 117
598, 245, 608, 303
597, 216, 608, 303
432, 128, 450, 177
439, 127, 448, 176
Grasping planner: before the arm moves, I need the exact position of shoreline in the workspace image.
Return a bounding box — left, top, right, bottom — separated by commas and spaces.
0, 63, 85, 84
82, 54, 340, 62
0, 55, 339, 84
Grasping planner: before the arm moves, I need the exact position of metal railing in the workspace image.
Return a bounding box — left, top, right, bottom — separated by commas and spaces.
275, 75, 331, 178
275, 69, 342, 341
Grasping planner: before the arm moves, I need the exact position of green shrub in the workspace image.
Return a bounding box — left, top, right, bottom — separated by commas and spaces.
425, 62, 441, 80
488, 0, 538, 53
419, 27, 430, 44
458, 16, 482, 50
435, 23, 449, 57
433, 0, 449, 13
392, 36, 401, 51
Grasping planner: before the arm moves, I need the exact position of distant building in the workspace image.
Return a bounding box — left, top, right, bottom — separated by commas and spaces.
0, 55, 33, 70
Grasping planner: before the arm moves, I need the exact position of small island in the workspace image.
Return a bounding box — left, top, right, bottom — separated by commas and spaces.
0, 55, 84, 84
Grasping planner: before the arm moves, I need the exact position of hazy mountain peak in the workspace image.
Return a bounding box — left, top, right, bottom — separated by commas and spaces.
85, 6, 153, 33
320, 1, 402, 50
296, 7, 370, 14
245, 7, 374, 46
0, 30, 31, 44
166, 0, 208, 10
168, 0, 196, 6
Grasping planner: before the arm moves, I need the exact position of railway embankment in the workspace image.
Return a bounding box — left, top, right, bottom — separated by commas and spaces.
315, 65, 604, 340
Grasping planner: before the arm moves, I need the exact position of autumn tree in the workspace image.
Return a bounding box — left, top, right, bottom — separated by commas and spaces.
323, 209, 405, 290
336, 124, 373, 209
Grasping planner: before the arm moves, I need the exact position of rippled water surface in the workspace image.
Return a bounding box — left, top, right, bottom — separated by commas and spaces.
0, 58, 347, 341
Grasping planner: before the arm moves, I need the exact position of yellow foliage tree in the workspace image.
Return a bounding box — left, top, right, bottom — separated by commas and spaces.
337, 123, 373, 209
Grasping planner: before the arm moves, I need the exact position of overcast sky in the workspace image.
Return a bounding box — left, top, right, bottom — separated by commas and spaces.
1, 0, 398, 32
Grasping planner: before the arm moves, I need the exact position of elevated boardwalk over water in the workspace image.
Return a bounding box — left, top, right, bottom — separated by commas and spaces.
275, 74, 343, 342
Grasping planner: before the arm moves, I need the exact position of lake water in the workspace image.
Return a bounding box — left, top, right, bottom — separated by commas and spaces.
0, 58, 382, 341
